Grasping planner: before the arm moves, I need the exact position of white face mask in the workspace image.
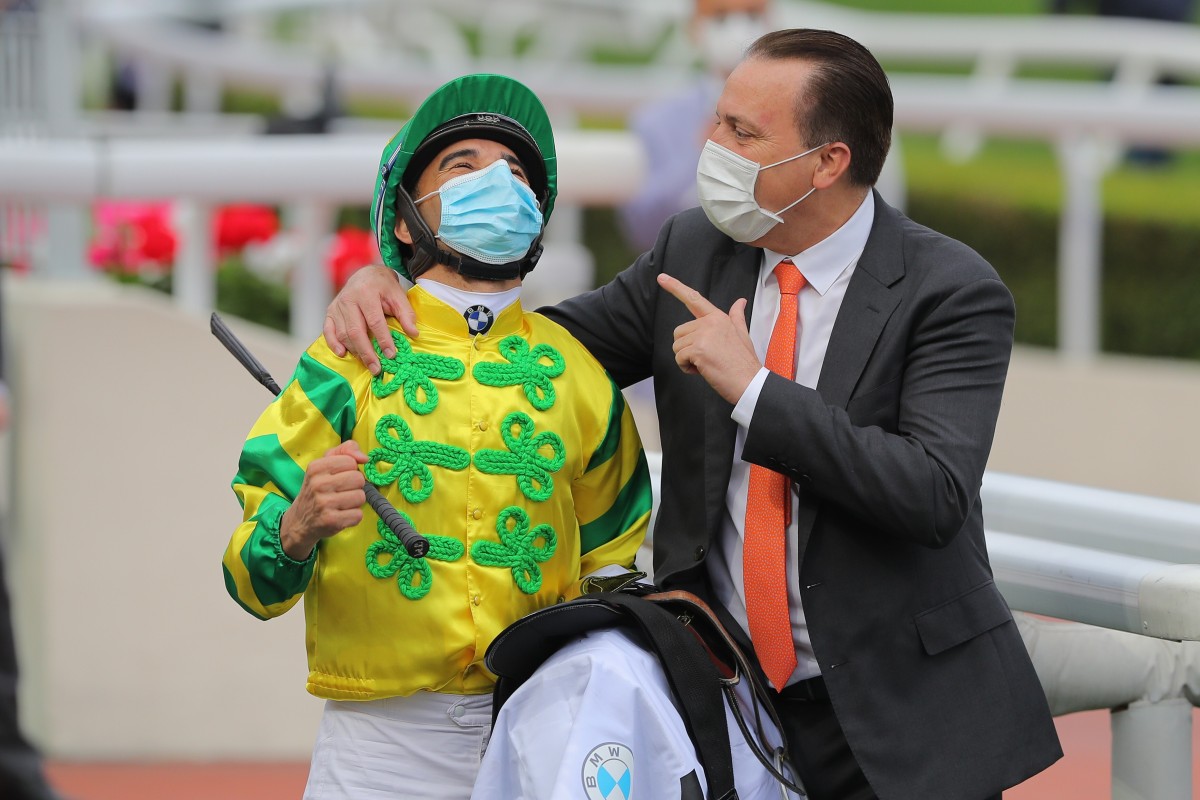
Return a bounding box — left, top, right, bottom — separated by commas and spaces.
695, 13, 771, 77
696, 139, 827, 243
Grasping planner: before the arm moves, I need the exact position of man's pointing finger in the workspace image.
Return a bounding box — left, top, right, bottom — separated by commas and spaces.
657, 273, 721, 318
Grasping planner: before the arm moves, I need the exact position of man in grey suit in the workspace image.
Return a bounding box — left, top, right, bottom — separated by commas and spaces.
324, 29, 1061, 800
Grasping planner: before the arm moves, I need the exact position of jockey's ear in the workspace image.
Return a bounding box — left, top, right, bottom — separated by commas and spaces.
394, 219, 413, 245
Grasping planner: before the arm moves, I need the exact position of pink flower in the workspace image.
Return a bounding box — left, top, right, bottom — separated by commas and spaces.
89, 201, 177, 274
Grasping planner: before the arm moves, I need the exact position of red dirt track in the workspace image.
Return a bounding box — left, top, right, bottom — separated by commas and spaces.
44, 709, 1200, 799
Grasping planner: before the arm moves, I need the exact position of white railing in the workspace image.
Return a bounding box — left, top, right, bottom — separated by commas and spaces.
991, 531, 1200, 641
59, 1, 1200, 360
983, 471, 1200, 565
7, 58, 1200, 345
0, 131, 645, 334
981, 470, 1200, 799
78, 2, 1200, 108
783, 1, 1200, 79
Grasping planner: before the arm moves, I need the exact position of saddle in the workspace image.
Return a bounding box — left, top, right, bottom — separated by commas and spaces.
485, 577, 804, 799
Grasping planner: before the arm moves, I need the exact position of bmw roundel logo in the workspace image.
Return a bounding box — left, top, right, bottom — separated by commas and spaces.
464, 305, 495, 335
582, 742, 634, 800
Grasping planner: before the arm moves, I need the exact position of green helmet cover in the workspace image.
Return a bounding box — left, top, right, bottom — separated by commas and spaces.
372, 74, 558, 280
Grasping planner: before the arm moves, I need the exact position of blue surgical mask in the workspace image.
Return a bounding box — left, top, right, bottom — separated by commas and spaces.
415, 159, 543, 264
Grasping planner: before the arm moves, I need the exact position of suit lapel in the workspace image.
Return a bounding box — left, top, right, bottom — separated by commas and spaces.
815, 192, 905, 407
795, 194, 905, 559
702, 242, 761, 542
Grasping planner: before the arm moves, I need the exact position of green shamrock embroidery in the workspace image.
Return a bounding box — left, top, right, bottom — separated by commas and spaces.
470, 506, 557, 595
365, 414, 469, 503
473, 335, 565, 411
372, 331, 464, 414
365, 516, 465, 600
474, 412, 566, 502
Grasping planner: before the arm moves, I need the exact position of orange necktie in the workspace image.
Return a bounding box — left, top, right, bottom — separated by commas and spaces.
744, 259, 804, 691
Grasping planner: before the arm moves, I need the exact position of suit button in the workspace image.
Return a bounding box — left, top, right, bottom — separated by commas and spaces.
694, 545, 706, 561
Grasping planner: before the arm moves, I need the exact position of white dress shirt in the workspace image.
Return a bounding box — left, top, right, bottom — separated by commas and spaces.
708, 192, 875, 687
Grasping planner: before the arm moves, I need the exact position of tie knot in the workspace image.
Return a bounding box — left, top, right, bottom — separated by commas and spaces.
775, 260, 805, 296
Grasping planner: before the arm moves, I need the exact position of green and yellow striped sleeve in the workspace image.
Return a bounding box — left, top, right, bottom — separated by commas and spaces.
573, 379, 652, 580
222, 341, 362, 620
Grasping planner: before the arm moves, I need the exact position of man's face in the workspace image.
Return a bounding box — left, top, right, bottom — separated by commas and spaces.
710, 56, 822, 234
396, 137, 532, 245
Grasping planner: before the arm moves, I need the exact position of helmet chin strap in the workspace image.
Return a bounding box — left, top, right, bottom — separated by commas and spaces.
396, 187, 542, 281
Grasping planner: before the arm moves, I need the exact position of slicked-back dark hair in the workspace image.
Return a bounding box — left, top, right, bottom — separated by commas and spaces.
746, 29, 892, 187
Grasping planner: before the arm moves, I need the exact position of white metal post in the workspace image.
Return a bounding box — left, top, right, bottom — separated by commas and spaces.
183, 68, 222, 115
173, 199, 214, 314
1055, 134, 1112, 361
135, 57, 174, 113
288, 201, 335, 341
1111, 698, 1193, 800
38, 0, 90, 281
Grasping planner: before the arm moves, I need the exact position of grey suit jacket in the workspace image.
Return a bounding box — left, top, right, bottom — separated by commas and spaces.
543, 193, 1061, 800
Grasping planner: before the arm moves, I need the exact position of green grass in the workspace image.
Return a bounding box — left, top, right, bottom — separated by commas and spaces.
1103, 151, 1200, 225
901, 135, 1063, 214
901, 133, 1200, 226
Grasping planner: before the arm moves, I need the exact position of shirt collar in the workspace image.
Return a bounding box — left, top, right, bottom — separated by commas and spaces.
408, 285, 524, 339
761, 192, 875, 295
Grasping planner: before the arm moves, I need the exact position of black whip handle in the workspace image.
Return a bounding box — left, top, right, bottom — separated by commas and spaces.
210, 312, 282, 395
366, 484, 428, 558
211, 312, 429, 559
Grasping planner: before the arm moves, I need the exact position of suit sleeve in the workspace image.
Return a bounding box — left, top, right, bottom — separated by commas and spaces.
743, 272, 1016, 548
568, 377, 652, 596
540, 215, 678, 389
222, 340, 363, 620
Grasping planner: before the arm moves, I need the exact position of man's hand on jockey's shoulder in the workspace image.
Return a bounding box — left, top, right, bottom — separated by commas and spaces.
323, 265, 418, 375
279, 441, 369, 561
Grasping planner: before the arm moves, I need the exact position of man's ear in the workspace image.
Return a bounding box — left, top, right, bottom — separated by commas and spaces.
813, 142, 852, 189
394, 218, 413, 246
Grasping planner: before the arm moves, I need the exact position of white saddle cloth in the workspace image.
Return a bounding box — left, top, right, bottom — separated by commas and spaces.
471, 626, 801, 800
